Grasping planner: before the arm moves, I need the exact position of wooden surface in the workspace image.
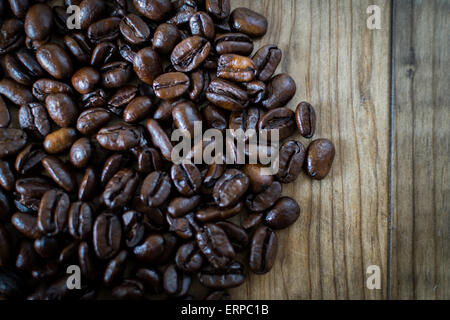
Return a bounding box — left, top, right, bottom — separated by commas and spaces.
229, 0, 449, 300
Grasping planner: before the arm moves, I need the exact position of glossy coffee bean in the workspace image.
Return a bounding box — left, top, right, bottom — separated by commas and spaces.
167, 195, 202, 218
71, 67, 100, 94
43, 128, 77, 154
78, 241, 96, 282
133, 47, 163, 85
37, 189, 70, 236
9, 0, 30, 19
230, 8, 268, 38
63, 32, 92, 65
77, 108, 111, 135
190, 11, 215, 40
69, 138, 92, 168
206, 0, 230, 21
215, 33, 253, 56
0, 78, 33, 106
189, 68, 210, 103
198, 261, 245, 289
202, 104, 228, 130
0, 97, 10, 128
87, 17, 121, 44
103, 250, 128, 287
24, 3, 53, 41
140, 171, 172, 207
33, 236, 59, 259
133, 234, 165, 264
153, 72, 190, 100
15, 144, 45, 175
175, 242, 203, 273
206, 78, 249, 111
120, 14, 150, 45
305, 139, 335, 180
100, 154, 128, 186
91, 41, 118, 67
11, 212, 42, 239
171, 36, 211, 72
172, 101, 202, 137
42, 156, 76, 192
152, 23, 181, 54
103, 169, 139, 209
5, 49, 46, 86
196, 223, 235, 269
243, 164, 274, 194
146, 119, 173, 161
79, 0, 106, 30
122, 211, 145, 248
123, 96, 153, 124
93, 212, 122, 260
295, 102, 316, 139
258, 107, 296, 141
216, 221, 249, 252
0, 160, 15, 191
277, 140, 306, 183
0, 128, 27, 159
246, 181, 282, 213
171, 162, 202, 196
19, 103, 51, 139
229, 106, 259, 141
249, 225, 277, 274
16, 240, 39, 271
252, 44, 282, 82
68, 202, 93, 240
196, 202, 243, 223
100, 61, 131, 89
213, 169, 249, 208
78, 166, 97, 201
136, 147, 163, 174
265, 197, 300, 230
32, 79, 73, 102
96, 125, 140, 151
133, 0, 172, 21
36, 44, 73, 79
45, 93, 78, 128
217, 54, 256, 82
262, 74, 297, 109
163, 264, 191, 297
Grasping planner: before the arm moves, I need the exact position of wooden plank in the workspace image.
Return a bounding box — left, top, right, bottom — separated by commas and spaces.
391, 0, 450, 300
230, 0, 391, 299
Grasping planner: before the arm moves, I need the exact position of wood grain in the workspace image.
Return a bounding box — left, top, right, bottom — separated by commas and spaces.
391, 0, 450, 300
230, 0, 391, 299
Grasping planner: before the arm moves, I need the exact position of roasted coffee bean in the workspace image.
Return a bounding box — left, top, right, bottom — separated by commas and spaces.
77, 108, 111, 135
120, 14, 150, 45
78, 241, 96, 281
0, 17, 25, 54
213, 169, 249, 208
9, 0, 30, 18
305, 139, 335, 180
171, 162, 202, 196
295, 102, 316, 139
63, 32, 92, 64
265, 197, 300, 230
206, 0, 230, 21
33, 236, 59, 259
19, 103, 51, 139
196, 202, 243, 222
163, 264, 191, 297
58, 242, 78, 265
15, 144, 45, 175
107, 85, 138, 115
215, 33, 253, 56
217, 54, 256, 82
123, 96, 153, 124
136, 268, 161, 293
122, 211, 145, 248
68, 202, 93, 240
91, 42, 118, 67
198, 261, 245, 289
171, 36, 211, 72
152, 23, 181, 54
15, 176, 53, 200
245, 80, 267, 104
0, 128, 27, 159
201, 158, 225, 193
153, 99, 173, 122
80, 89, 107, 109
103, 169, 139, 209
0, 78, 33, 106
167, 195, 201, 218
196, 223, 235, 269
5, 49, 46, 86
36, 44, 73, 79
11, 212, 42, 239
189, 11, 215, 40
133, 234, 165, 264
0, 97, 10, 128
112, 279, 144, 300
249, 225, 277, 274
43, 128, 77, 154
69, 138, 92, 168
93, 212, 122, 259
16, 240, 39, 271
104, 250, 128, 287
230, 8, 268, 38
0, 189, 10, 219
0, 225, 11, 266
153, 72, 190, 100
216, 221, 249, 252
252, 44, 282, 82
96, 125, 140, 151
79, 0, 106, 30
32, 79, 73, 102
78, 166, 97, 201
100, 61, 131, 89
100, 154, 128, 186
37, 189, 70, 236
42, 156, 76, 192
243, 164, 273, 194
229, 106, 259, 141
24, 3, 53, 41
175, 242, 203, 273
88, 17, 121, 44
202, 104, 228, 130
188, 68, 210, 102
246, 181, 282, 213
258, 107, 296, 141
140, 171, 172, 207
172, 101, 202, 137
52, 5, 70, 35
133, 0, 172, 21
207, 78, 249, 111
45, 94, 78, 128
262, 74, 297, 109
0, 160, 14, 191
277, 140, 306, 183
136, 147, 163, 174
71, 67, 100, 94
146, 119, 173, 161
133, 47, 163, 85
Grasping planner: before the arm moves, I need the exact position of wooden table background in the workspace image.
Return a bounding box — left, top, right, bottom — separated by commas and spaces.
228, 0, 449, 300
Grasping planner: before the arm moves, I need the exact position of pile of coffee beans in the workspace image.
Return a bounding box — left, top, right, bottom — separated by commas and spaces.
0, 0, 335, 300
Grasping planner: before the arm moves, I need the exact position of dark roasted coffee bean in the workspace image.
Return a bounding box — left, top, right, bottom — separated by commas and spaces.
5, 49, 46, 86
171, 36, 211, 72
112, 279, 145, 300
16, 240, 39, 271
0, 97, 10, 128
213, 169, 249, 208
45, 93, 78, 128
202, 104, 228, 130
265, 197, 300, 230
175, 242, 203, 273
134, 234, 164, 264
217, 54, 256, 82
36, 44, 73, 79
71, 67, 100, 94
133, 0, 171, 21
14, 144, 45, 175
196, 202, 242, 222
88, 17, 121, 44
78, 166, 97, 201
77, 108, 111, 135
0, 78, 33, 106
198, 261, 245, 289
97, 125, 140, 151
190, 11, 215, 40
252, 44, 282, 82
24, 3, 53, 41
140, 171, 172, 207
136, 147, 163, 174
100, 154, 128, 186
91, 42, 118, 67
43, 128, 77, 154
153, 99, 174, 122
120, 14, 150, 45
107, 85, 138, 115
93, 212, 122, 259
42, 156, 76, 192
196, 223, 235, 269
0, 18, 25, 55
262, 74, 296, 109
69, 137, 92, 168
0, 160, 15, 191
230, 8, 268, 38
136, 268, 161, 293
123, 96, 153, 123
295, 102, 316, 139
258, 107, 296, 141
153, 72, 190, 100
206, 0, 230, 21
68, 202, 93, 240
32, 79, 73, 102
171, 162, 202, 196
245, 80, 267, 104
37, 189, 70, 236
78, 241, 96, 281
58, 242, 78, 265
207, 78, 249, 111
277, 140, 305, 183
189, 68, 210, 102
246, 181, 282, 213
80, 89, 107, 109
63, 32, 92, 64
243, 164, 273, 194
0, 128, 27, 159
216, 221, 249, 252
167, 195, 201, 217
146, 119, 173, 161
172, 101, 202, 137
33, 236, 59, 259
133, 47, 163, 85
249, 225, 277, 274
11, 212, 42, 239
103, 169, 139, 209
305, 139, 335, 180
79, 0, 106, 30
9, 0, 30, 18
122, 211, 145, 248
19, 103, 50, 139
152, 23, 180, 54
100, 61, 131, 89
215, 33, 253, 56
104, 250, 128, 287
163, 264, 191, 297
229, 106, 259, 141
15, 176, 53, 200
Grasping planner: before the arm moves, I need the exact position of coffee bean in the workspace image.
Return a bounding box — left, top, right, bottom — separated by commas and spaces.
71, 67, 101, 94
163, 264, 191, 297
32, 79, 73, 102
87, 17, 121, 44
15, 144, 45, 175
11, 212, 42, 239
96, 125, 140, 151
133, 234, 165, 264
171, 36, 211, 72
305, 139, 335, 180
146, 119, 173, 161
167, 195, 202, 217
77, 108, 111, 135
69, 138, 92, 168
0, 128, 27, 159
196, 223, 235, 269
19, 103, 51, 139
276, 140, 306, 183
79, 0, 106, 30
120, 14, 150, 45
0, 78, 33, 106
171, 162, 202, 196
122, 211, 145, 248
102, 169, 139, 209
216, 221, 249, 252
42, 156, 76, 192
246, 181, 282, 213
140, 171, 172, 207
24, 3, 53, 41
190, 11, 215, 40
262, 74, 297, 109
206, 78, 249, 111
249, 225, 277, 274
37, 189, 70, 236
153, 72, 190, 100
0, 97, 10, 128
258, 107, 296, 141
206, 0, 230, 21
175, 242, 203, 273
93, 212, 122, 259
198, 261, 245, 289
217, 54, 257, 82
202, 104, 228, 130
133, 47, 163, 85
230, 8, 268, 38
252, 44, 282, 82
133, 0, 172, 21
64, 32, 92, 64
45, 93, 78, 128
43, 128, 78, 154
296, 102, 316, 138
91, 41, 118, 67
172, 101, 202, 137
213, 169, 249, 208
153, 23, 181, 54
5, 49, 46, 86
265, 197, 300, 230
36, 44, 73, 79
68, 202, 93, 240
100, 61, 131, 89
215, 33, 253, 56
0, 160, 15, 191
103, 250, 128, 287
